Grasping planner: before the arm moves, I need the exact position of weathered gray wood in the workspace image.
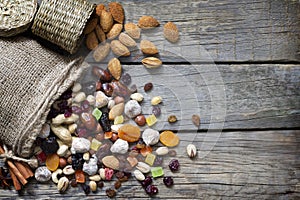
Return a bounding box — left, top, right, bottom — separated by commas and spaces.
1, 130, 299, 199
85, 0, 300, 62
79, 63, 300, 130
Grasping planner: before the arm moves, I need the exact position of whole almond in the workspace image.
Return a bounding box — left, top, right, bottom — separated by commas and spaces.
83, 17, 98, 35
140, 40, 159, 55
95, 25, 106, 43
109, 2, 125, 24
138, 16, 160, 29
107, 58, 122, 80
163, 22, 179, 43
142, 57, 162, 69
96, 4, 106, 17
100, 10, 114, 33
106, 23, 123, 40
124, 23, 140, 39
102, 155, 120, 170
86, 31, 99, 50
119, 32, 137, 47
111, 40, 130, 57
93, 42, 110, 62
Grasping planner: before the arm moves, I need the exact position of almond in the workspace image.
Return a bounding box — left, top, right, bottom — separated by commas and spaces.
95, 4, 106, 17
86, 31, 99, 50
138, 16, 159, 29
140, 40, 159, 55
106, 23, 123, 40
119, 32, 137, 47
83, 17, 98, 35
124, 23, 140, 39
142, 57, 162, 68
107, 58, 122, 80
95, 25, 106, 43
163, 22, 179, 43
100, 10, 114, 33
102, 155, 120, 170
109, 2, 125, 24
93, 42, 110, 62
111, 40, 130, 57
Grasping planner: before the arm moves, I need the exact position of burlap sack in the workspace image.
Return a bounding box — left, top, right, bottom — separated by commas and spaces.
0, 36, 87, 158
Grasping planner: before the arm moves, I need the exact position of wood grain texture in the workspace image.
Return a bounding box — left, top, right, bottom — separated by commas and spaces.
87, 0, 300, 62
1, 130, 299, 199
79, 63, 300, 131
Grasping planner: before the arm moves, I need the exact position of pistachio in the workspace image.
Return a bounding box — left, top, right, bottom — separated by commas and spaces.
133, 169, 145, 181
63, 165, 75, 175
136, 162, 151, 173
186, 144, 197, 158
142, 57, 162, 68
151, 96, 162, 105
57, 177, 69, 193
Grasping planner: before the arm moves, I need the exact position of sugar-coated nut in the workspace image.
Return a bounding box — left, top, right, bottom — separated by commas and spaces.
151, 96, 162, 105
186, 144, 197, 158
142, 128, 160, 146
74, 92, 86, 103
72, 137, 91, 153
124, 100, 142, 118
110, 139, 129, 154
52, 169, 63, 184
89, 175, 101, 181
133, 169, 145, 181
57, 177, 69, 193
63, 165, 75, 175
35, 166, 52, 182
89, 181, 97, 192
72, 83, 82, 93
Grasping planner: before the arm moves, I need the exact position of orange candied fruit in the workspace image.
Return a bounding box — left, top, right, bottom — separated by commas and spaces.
75, 170, 86, 183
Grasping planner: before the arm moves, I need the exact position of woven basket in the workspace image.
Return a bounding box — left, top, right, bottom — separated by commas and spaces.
31, 0, 95, 54
0, 0, 37, 37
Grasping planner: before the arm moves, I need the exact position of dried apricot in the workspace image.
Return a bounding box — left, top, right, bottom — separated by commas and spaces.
118, 124, 141, 142
75, 170, 86, 183
45, 153, 60, 171
159, 131, 179, 147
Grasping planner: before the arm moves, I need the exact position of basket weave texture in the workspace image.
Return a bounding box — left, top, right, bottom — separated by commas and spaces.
31, 0, 94, 54
0, 0, 37, 37
0, 36, 87, 157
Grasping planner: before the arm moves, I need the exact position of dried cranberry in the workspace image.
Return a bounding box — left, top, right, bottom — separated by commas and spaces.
64, 110, 72, 118
144, 82, 153, 92
163, 176, 174, 187
141, 176, 152, 188
40, 137, 59, 155
168, 159, 180, 172
120, 73, 131, 85
145, 185, 158, 196
152, 106, 161, 116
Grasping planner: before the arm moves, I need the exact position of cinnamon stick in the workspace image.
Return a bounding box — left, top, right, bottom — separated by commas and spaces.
7, 160, 27, 185
14, 161, 31, 179
22, 162, 34, 177
8, 167, 22, 191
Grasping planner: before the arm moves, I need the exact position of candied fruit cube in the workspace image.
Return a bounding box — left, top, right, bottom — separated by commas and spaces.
145, 153, 156, 166
90, 138, 102, 151
146, 114, 157, 127
114, 115, 124, 125
151, 167, 164, 178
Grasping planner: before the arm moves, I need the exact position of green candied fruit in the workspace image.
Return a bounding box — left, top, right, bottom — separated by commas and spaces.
151, 167, 164, 178
92, 108, 102, 121
90, 138, 102, 151
114, 115, 124, 125
145, 153, 156, 166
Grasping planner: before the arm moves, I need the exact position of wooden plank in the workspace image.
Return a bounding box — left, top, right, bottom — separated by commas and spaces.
84, 0, 300, 62
1, 130, 299, 199
79, 63, 299, 130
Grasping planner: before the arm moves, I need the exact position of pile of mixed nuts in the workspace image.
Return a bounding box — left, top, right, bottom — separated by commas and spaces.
0, 2, 200, 198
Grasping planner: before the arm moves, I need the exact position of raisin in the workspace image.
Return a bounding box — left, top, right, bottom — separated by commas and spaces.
41, 137, 59, 155
99, 112, 111, 132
